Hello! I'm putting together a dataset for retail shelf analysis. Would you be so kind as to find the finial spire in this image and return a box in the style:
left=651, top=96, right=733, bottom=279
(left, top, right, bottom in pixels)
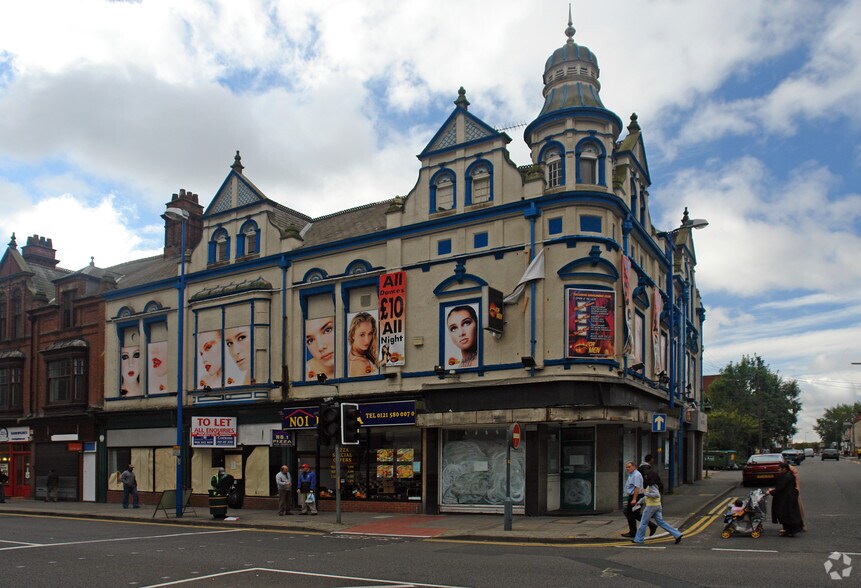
left=90, top=256, right=95, bottom=266
left=565, top=3, right=576, bottom=44
left=628, top=113, right=640, bottom=132
left=231, top=150, right=244, bottom=173
left=8, top=232, right=16, bottom=248
left=454, top=87, right=470, bottom=110
left=681, top=207, right=691, bottom=226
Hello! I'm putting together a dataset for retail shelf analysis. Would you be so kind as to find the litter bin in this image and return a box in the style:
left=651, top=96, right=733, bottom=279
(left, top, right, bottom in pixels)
left=208, top=489, right=227, bottom=519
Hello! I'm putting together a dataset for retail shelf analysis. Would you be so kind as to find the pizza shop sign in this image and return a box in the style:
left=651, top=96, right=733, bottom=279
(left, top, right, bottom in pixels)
left=190, top=416, right=237, bottom=448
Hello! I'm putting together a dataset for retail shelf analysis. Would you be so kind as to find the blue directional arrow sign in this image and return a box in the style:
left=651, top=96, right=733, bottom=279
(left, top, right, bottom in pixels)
left=652, top=413, right=667, bottom=433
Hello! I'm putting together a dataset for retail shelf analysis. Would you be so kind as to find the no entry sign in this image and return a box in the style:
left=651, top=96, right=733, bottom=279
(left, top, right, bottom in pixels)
left=509, top=422, right=521, bottom=450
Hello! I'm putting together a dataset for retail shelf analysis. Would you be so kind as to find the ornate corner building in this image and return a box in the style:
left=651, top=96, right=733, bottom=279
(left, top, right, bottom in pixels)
left=0, top=16, right=706, bottom=515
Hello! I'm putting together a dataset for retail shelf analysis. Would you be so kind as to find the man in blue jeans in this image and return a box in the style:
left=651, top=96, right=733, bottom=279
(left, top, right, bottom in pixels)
left=120, top=464, right=140, bottom=508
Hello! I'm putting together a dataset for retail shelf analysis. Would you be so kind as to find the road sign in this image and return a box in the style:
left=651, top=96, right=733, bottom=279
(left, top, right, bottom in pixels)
left=509, top=422, right=522, bottom=450
left=652, top=413, right=667, bottom=433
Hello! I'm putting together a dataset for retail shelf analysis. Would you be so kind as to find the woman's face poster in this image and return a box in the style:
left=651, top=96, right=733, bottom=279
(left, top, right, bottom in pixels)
left=443, top=302, right=480, bottom=369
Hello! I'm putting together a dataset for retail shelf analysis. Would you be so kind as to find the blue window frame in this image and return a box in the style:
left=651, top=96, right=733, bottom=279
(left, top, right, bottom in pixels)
left=548, top=217, right=563, bottom=235
left=208, top=227, right=231, bottom=264
left=465, top=159, right=493, bottom=205
left=473, top=232, right=488, bottom=249
left=430, top=168, right=456, bottom=212
left=580, top=215, right=602, bottom=233
left=236, top=219, right=260, bottom=257
left=437, top=239, right=452, bottom=256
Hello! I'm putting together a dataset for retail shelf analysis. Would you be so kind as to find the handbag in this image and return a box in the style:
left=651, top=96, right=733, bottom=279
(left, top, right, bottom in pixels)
left=305, top=491, right=315, bottom=504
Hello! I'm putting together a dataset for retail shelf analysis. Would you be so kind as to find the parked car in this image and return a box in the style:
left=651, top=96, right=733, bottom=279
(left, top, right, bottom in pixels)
left=742, top=453, right=786, bottom=486
left=803, top=448, right=815, bottom=458
left=781, top=449, right=803, bottom=465
left=821, top=448, right=840, bottom=461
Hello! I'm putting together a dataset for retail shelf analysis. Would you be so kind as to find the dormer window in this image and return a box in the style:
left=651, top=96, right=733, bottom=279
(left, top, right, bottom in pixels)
left=578, top=143, right=599, bottom=185
left=430, top=169, right=456, bottom=212
left=236, top=220, right=260, bottom=258
left=466, top=160, right=493, bottom=205
left=208, top=228, right=231, bottom=264
left=61, top=290, right=75, bottom=329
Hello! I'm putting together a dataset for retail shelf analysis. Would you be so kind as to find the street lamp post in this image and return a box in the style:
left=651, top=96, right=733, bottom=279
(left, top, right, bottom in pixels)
left=164, top=207, right=189, bottom=517
left=657, top=210, right=708, bottom=489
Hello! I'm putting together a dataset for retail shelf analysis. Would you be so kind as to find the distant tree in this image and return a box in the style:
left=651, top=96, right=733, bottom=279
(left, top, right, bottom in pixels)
left=705, top=355, right=802, bottom=455
left=814, top=403, right=861, bottom=447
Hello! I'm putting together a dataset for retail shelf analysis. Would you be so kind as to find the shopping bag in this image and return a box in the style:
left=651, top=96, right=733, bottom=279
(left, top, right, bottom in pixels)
left=305, top=492, right=315, bottom=504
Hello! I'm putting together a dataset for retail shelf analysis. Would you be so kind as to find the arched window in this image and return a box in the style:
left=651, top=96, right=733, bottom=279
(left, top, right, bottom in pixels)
left=208, top=228, right=231, bottom=264
left=430, top=168, right=456, bottom=212
left=577, top=143, right=600, bottom=185
left=144, top=301, right=162, bottom=313
left=539, top=142, right=566, bottom=189
left=466, top=160, right=493, bottom=205
left=236, top=219, right=260, bottom=257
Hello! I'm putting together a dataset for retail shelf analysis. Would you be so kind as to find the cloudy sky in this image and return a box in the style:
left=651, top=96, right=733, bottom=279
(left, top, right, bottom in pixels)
left=1, top=0, right=859, bottom=441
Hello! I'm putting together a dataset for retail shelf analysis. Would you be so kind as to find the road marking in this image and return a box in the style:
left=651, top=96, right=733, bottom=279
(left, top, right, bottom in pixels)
left=142, top=567, right=467, bottom=588
left=0, top=529, right=244, bottom=551
left=0, top=539, right=42, bottom=546
left=712, top=548, right=779, bottom=553
left=337, top=531, right=433, bottom=538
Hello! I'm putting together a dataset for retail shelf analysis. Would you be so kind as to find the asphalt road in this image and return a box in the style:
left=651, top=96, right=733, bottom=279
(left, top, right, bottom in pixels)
left=1, top=458, right=858, bottom=587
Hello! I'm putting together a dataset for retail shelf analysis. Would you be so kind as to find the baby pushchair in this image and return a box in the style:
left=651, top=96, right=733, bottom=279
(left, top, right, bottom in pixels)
left=721, top=488, right=768, bottom=539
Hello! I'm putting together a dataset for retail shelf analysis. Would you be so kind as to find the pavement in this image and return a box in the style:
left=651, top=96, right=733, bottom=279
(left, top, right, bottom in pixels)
left=0, top=469, right=741, bottom=544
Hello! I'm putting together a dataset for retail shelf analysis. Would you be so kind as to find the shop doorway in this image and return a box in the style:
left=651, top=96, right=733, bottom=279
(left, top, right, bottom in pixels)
left=5, top=444, right=32, bottom=498
left=560, top=428, right=594, bottom=511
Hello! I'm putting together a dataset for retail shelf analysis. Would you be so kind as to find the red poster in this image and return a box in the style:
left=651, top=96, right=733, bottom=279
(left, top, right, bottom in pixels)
left=566, top=289, right=615, bottom=358
left=378, top=271, right=406, bottom=366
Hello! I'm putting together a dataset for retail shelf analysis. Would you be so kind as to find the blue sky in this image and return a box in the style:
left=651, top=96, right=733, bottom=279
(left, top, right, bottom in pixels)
left=1, top=0, right=859, bottom=440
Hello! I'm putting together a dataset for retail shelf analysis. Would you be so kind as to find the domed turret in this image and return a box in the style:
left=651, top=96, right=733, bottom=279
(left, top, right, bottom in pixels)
left=540, top=9, right=604, bottom=114
left=525, top=8, right=622, bottom=152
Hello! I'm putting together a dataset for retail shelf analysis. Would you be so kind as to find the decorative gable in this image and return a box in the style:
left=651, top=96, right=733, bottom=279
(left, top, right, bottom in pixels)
left=419, top=88, right=509, bottom=158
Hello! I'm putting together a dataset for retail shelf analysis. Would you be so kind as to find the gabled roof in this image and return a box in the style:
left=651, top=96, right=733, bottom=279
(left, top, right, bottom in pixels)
left=0, top=243, right=71, bottom=301
left=616, top=114, right=651, bottom=185
left=419, top=89, right=510, bottom=158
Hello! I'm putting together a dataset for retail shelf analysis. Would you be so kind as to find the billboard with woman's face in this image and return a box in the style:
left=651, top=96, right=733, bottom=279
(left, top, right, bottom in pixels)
left=305, top=316, right=335, bottom=381
left=197, top=330, right=223, bottom=388
left=147, top=341, right=169, bottom=394
left=346, top=310, right=379, bottom=377
left=121, top=346, right=142, bottom=397
left=224, top=326, right=252, bottom=386
left=442, top=302, right=480, bottom=369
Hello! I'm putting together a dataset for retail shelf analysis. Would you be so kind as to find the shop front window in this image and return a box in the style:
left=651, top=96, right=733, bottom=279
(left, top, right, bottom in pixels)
left=316, top=427, right=422, bottom=502
left=441, top=427, right=525, bottom=507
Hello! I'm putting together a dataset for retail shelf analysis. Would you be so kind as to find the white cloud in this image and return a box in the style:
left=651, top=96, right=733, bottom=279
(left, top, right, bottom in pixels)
left=0, top=193, right=162, bottom=269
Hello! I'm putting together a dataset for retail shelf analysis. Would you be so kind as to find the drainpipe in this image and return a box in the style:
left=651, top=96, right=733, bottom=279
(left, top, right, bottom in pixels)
left=524, top=202, right=541, bottom=374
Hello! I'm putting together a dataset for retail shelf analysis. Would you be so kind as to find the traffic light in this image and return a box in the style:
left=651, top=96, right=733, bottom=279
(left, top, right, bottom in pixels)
left=341, top=402, right=362, bottom=445
left=317, top=402, right=339, bottom=445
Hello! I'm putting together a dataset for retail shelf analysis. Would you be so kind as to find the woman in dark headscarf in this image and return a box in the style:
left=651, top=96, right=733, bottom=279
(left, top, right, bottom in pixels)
left=768, top=462, right=803, bottom=537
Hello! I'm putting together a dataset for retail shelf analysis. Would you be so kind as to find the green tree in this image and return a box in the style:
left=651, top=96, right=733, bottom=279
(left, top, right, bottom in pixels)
left=706, top=355, right=802, bottom=456
left=814, top=403, right=861, bottom=447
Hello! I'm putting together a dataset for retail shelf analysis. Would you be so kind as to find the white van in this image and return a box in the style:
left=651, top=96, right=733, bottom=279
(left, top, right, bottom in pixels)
left=803, top=448, right=815, bottom=458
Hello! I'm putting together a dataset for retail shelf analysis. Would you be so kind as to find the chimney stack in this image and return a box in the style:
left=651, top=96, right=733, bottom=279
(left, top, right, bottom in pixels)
left=21, top=234, right=60, bottom=268
left=163, top=189, right=204, bottom=258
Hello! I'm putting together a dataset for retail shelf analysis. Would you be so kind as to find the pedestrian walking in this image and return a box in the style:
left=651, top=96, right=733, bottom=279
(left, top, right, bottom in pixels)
left=632, top=470, right=683, bottom=544
left=768, top=463, right=803, bottom=537
left=621, top=461, right=656, bottom=538
left=297, top=463, right=317, bottom=515
left=0, top=469, right=8, bottom=503
left=276, top=465, right=293, bottom=515
left=120, top=464, right=140, bottom=509
left=46, top=469, right=60, bottom=502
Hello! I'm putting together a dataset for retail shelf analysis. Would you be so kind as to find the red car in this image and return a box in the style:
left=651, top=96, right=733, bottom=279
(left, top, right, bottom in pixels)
left=742, top=453, right=786, bottom=486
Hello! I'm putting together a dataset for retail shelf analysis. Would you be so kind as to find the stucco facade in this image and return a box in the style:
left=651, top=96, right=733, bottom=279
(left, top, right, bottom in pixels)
left=6, top=17, right=709, bottom=514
